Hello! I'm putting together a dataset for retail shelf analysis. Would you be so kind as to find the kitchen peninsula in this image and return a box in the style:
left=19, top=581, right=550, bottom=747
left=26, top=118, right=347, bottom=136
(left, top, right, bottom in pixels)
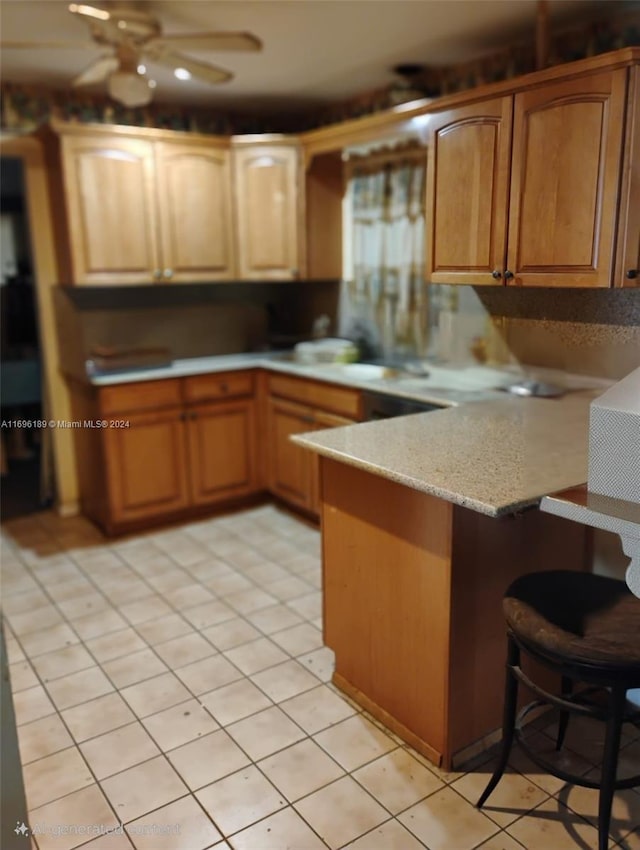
left=293, top=391, right=597, bottom=769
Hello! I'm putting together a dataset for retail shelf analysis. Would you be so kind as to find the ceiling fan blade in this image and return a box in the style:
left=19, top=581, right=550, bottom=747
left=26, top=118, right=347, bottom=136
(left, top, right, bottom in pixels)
left=143, top=48, right=233, bottom=84
left=72, top=54, right=119, bottom=87
left=148, top=32, right=262, bottom=52
left=0, top=40, right=97, bottom=49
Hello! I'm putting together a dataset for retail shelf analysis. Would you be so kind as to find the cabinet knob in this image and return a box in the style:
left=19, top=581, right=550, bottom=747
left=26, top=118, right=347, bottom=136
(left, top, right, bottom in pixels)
left=153, top=269, right=162, bottom=280
left=163, top=268, right=173, bottom=279
left=179, top=412, right=187, bottom=421
left=220, top=383, right=228, bottom=393
left=491, top=270, right=502, bottom=279
left=626, top=269, right=639, bottom=280
left=190, top=412, right=197, bottom=421
left=504, top=270, right=514, bottom=280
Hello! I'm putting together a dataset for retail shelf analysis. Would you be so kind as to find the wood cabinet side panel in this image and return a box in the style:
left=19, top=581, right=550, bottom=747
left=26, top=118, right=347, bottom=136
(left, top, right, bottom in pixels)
left=615, top=66, right=640, bottom=287
left=322, top=459, right=453, bottom=756
left=306, top=153, right=343, bottom=279
left=448, top=506, right=590, bottom=757
left=68, top=381, right=109, bottom=528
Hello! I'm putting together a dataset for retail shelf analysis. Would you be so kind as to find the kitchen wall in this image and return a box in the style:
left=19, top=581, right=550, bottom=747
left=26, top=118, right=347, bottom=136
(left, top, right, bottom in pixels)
left=340, top=280, right=640, bottom=381
left=54, top=280, right=340, bottom=378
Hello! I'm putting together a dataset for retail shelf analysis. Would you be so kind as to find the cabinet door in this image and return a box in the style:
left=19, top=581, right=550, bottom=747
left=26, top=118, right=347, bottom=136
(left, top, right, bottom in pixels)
left=233, top=144, right=302, bottom=280
left=308, top=410, right=357, bottom=517
left=425, top=97, right=513, bottom=285
left=267, top=397, right=314, bottom=510
left=186, top=399, right=258, bottom=506
left=60, top=135, right=160, bottom=284
left=155, top=142, right=235, bottom=282
left=103, top=409, right=190, bottom=524
left=507, top=69, right=627, bottom=287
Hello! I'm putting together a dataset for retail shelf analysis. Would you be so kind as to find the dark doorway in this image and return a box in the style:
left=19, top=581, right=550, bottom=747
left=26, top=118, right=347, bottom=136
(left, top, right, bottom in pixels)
left=1, top=157, right=45, bottom=519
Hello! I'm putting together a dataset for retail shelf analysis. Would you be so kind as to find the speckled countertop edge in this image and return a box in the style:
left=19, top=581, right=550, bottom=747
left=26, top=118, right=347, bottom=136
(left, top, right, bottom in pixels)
left=293, top=394, right=597, bottom=517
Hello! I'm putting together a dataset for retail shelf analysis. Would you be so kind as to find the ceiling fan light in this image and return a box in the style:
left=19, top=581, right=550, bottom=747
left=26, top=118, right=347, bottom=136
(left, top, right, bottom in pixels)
left=108, top=71, right=152, bottom=107
left=68, top=3, right=110, bottom=21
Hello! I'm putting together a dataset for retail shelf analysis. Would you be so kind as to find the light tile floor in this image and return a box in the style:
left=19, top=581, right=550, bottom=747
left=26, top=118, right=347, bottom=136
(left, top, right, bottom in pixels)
left=2, top=505, right=638, bottom=850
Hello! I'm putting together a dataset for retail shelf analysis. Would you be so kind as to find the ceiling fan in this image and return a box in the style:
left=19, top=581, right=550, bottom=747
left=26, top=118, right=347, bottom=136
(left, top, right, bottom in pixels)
left=3, top=2, right=262, bottom=107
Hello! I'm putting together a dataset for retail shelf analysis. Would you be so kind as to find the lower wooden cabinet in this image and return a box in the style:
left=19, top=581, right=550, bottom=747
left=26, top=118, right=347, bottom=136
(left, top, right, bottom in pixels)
left=186, top=399, right=257, bottom=506
left=266, top=374, right=361, bottom=517
left=102, top=408, right=191, bottom=524
left=70, top=371, right=260, bottom=534
left=70, top=368, right=361, bottom=533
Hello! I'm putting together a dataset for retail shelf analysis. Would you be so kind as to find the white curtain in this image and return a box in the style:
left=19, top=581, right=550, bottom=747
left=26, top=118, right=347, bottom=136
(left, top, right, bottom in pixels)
left=346, top=152, right=426, bottom=358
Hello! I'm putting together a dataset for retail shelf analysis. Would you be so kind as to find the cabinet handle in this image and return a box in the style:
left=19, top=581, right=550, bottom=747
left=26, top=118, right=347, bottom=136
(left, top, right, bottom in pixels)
left=153, top=269, right=162, bottom=280
left=163, top=268, right=173, bottom=279
left=303, top=415, right=314, bottom=424
left=491, top=270, right=502, bottom=280
left=504, top=270, right=514, bottom=280
left=626, top=269, right=638, bottom=280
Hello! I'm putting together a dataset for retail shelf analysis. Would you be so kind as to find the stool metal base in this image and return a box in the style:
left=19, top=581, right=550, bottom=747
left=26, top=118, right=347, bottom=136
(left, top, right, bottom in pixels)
left=477, top=632, right=640, bottom=850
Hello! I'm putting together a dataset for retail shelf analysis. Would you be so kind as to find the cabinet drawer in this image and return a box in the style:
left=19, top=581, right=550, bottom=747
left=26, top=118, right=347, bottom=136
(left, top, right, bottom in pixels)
left=99, top=379, right=182, bottom=415
left=183, top=371, right=255, bottom=403
left=268, top=374, right=361, bottom=419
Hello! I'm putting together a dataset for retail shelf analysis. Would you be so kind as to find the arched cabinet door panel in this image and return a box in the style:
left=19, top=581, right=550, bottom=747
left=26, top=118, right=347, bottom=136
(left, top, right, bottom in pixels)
left=61, top=135, right=160, bottom=285
left=507, top=69, right=627, bottom=288
left=233, top=142, right=303, bottom=280
left=426, top=97, right=513, bottom=286
left=155, top=143, right=235, bottom=281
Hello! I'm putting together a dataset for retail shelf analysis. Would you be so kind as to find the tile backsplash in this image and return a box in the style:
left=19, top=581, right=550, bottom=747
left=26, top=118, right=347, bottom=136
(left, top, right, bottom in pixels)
left=478, top=287, right=640, bottom=380
left=340, top=280, right=640, bottom=381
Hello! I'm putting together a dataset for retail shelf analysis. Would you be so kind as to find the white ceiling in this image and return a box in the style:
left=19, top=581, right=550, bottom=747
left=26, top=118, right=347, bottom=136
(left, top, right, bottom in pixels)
left=0, top=0, right=620, bottom=113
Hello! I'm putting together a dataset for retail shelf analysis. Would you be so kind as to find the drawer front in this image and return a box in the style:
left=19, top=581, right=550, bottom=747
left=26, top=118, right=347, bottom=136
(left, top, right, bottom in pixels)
left=183, top=371, right=255, bottom=403
left=268, top=374, right=361, bottom=419
left=99, top=379, right=182, bottom=415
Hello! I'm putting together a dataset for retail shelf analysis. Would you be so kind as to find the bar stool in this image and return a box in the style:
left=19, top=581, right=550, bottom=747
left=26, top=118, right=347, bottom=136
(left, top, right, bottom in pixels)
left=477, top=570, right=640, bottom=850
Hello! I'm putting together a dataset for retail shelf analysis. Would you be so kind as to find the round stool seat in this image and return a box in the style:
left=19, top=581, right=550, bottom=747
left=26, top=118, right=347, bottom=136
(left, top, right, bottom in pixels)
left=504, top=570, right=640, bottom=669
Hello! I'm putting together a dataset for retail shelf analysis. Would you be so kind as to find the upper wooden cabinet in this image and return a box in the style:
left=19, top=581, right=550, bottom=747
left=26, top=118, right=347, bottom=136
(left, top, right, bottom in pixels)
left=426, top=97, right=513, bottom=286
left=155, top=142, right=235, bottom=282
left=232, top=140, right=304, bottom=280
left=56, top=128, right=234, bottom=285
left=59, top=134, right=160, bottom=285
left=425, top=64, right=636, bottom=288
left=507, top=69, right=627, bottom=288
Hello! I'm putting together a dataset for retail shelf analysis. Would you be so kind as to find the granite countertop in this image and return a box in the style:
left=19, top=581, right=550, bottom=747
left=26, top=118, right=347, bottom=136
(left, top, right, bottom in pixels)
left=87, top=352, right=609, bottom=410
left=87, top=352, right=508, bottom=407
left=293, top=391, right=600, bottom=517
